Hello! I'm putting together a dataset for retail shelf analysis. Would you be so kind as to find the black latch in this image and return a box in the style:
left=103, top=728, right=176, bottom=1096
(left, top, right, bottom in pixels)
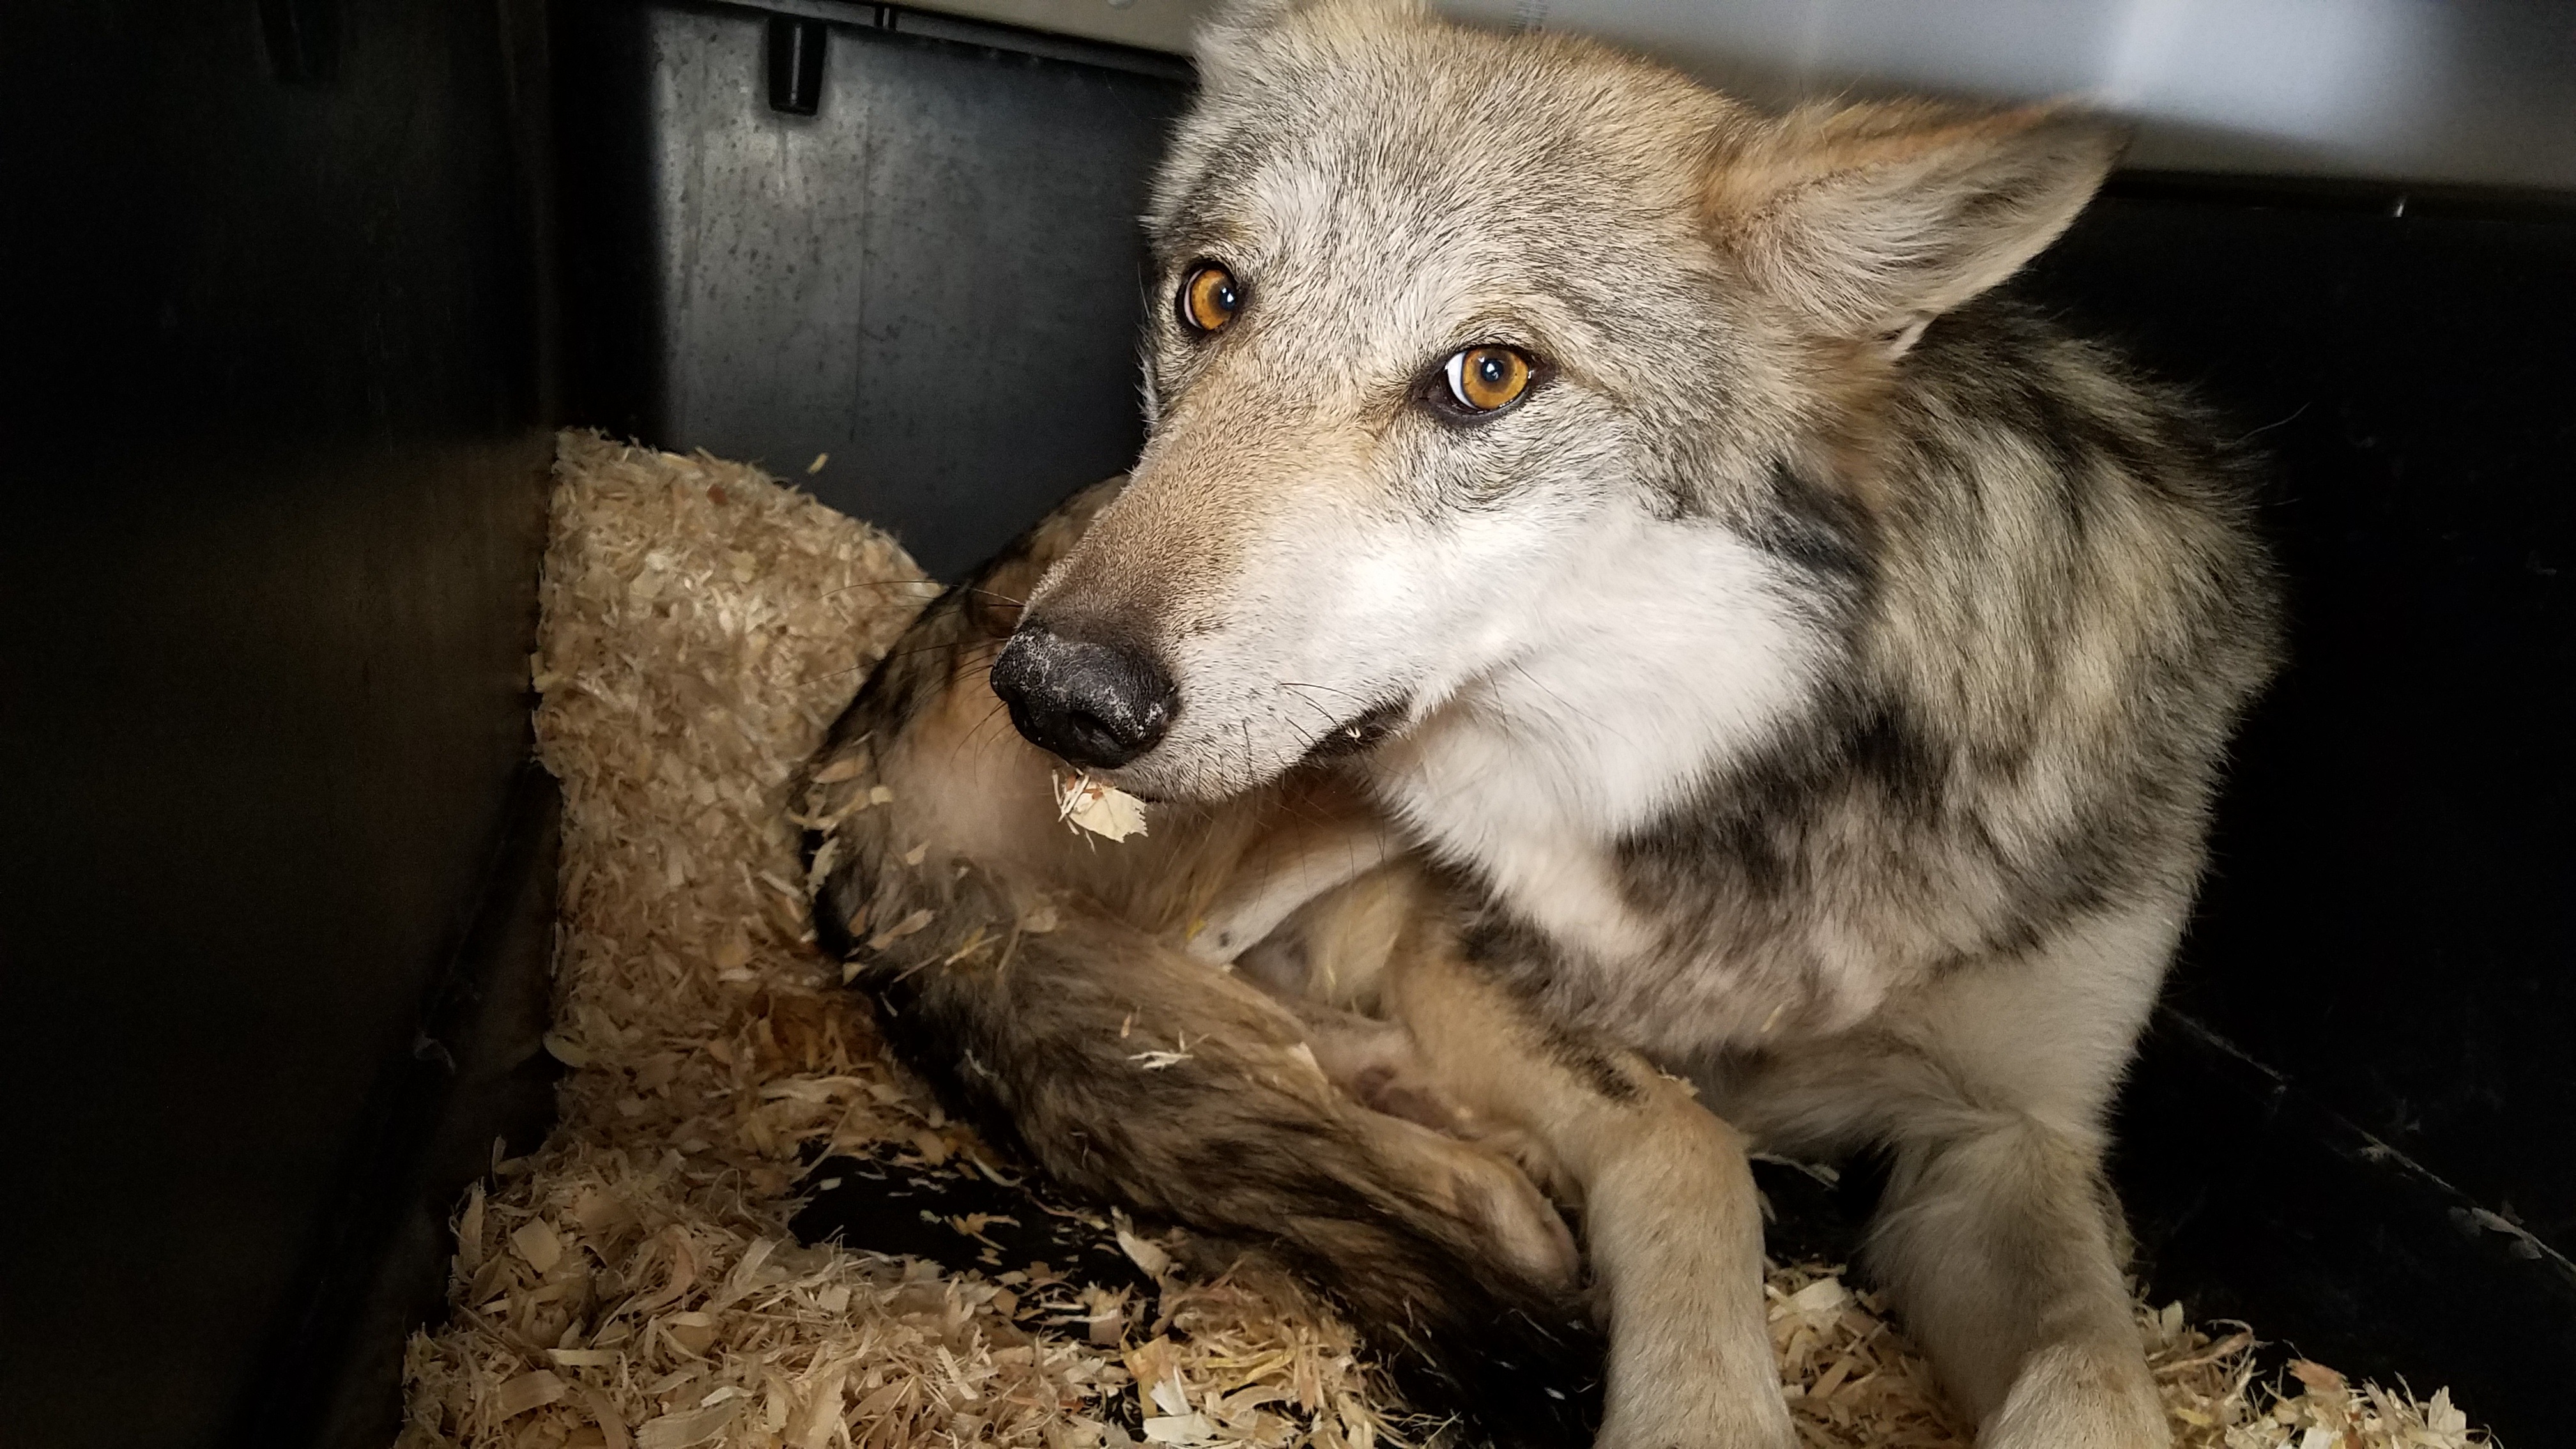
left=767, top=16, right=828, bottom=116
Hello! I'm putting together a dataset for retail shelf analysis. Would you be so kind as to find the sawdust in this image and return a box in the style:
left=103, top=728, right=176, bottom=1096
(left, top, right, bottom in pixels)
left=396, top=431, right=2494, bottom=1449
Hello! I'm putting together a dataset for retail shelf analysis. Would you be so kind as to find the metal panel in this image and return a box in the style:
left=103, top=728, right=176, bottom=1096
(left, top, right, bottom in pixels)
left=884, top=0, right=1208, bottom=53
left=563, top=2, right=1188, bottom=578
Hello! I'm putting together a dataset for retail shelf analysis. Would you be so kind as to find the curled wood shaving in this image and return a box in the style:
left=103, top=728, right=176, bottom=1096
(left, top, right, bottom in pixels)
left=397, top=433, right=2490, bottom=1449
left=1057, top=771, right=1151, bottom=843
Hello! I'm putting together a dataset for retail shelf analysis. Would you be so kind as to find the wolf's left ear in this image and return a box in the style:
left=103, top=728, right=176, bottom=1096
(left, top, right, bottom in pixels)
left=1705, top=102, right=2124, bottom=356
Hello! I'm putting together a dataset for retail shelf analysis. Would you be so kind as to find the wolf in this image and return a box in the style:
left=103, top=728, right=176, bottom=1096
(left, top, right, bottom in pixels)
left=799, top=2, right=2281, bottom=1446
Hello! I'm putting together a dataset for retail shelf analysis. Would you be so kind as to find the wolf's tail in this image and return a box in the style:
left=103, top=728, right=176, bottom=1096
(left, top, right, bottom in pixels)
left=813, top=844, right=1602, bottom=1446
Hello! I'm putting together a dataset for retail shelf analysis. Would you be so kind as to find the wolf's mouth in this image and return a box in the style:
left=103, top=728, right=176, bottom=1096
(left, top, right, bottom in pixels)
left=1294, top=698, right=1409, bottom=764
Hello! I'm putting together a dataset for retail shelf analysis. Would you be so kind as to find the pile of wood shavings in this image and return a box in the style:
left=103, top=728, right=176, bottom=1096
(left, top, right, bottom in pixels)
left=399, top=433, right=1398, bottom=1449
left=396, top=431, right=2492, bottom=1449
left=1757, top=1264, right=2482, bottom=1449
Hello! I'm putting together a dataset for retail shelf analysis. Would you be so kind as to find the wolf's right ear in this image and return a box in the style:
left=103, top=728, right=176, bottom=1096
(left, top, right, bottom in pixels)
left=1705, top=101, right=2122, bottom=356
left=1195, top=0, right=1422, bottom=90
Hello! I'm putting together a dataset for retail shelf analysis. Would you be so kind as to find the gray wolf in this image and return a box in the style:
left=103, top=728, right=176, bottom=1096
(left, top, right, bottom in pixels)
left=801, top=2, right=2281, bottom=1445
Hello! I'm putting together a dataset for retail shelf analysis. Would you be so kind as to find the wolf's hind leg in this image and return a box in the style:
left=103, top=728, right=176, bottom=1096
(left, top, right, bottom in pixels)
left=1386, top=946, right=1793, bottom=1449
left=828, top=851, right=1601, bottom=1446
left=1183, top=795, right=1395, bottom=967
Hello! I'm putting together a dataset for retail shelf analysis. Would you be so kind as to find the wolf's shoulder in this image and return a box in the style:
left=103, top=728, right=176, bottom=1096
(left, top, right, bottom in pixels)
left=1895, top=295, right=2262, bottom=495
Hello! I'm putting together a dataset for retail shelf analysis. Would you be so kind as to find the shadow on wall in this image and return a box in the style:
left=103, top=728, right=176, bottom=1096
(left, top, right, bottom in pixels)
left=0, top=3, right=561, bottom=1448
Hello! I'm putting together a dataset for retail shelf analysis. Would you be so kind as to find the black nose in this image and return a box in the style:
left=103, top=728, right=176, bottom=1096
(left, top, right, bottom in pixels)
left=988, top=623, right=1178, bottom=769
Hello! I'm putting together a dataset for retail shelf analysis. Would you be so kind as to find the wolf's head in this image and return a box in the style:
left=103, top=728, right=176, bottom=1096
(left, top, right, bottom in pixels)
left=990, top=0, right=2120, bottom=802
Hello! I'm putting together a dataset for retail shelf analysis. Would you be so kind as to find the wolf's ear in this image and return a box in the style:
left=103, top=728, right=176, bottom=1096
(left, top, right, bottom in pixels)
left=1195, top=0, right=1421, bottom=89
left=1705, top=102, right=2122, bottom=356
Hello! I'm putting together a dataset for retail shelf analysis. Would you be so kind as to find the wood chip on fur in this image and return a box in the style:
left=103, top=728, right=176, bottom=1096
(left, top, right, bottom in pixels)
left=395, top=431, right=2494, bottom=1449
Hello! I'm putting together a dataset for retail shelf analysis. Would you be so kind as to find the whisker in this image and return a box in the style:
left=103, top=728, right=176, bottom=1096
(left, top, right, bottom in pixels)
left=1272, top=792, right=1336, bottom=831
left=871, top=636, right=1004, bottom=668
left=823, top=578, right=1030, bottom=610
left=796, top=636, right=1002, bottom=690
left=1275, top=684, right=1344, bottom=730
left=2232, top=401, right=2312, bottom=446
left=1508, top=660, right=1610, bottom=735
left=1278, top=678, right=1374, bottom=707
left=949, top=690, right=1029, bottom=772
left=824, top=577, right=948, bottom=599
left=953, top=697, right=1021, bottom=770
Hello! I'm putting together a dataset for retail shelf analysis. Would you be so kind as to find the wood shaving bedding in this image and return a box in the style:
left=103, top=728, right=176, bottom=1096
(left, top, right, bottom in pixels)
left=396, top=431, right=2493, bottom=1449
left=1057, top=771, right=1151, bottom=843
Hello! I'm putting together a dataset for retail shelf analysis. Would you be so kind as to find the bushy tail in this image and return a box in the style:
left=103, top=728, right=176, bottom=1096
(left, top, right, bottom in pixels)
left=816, top=847, right=1602, bottom=1446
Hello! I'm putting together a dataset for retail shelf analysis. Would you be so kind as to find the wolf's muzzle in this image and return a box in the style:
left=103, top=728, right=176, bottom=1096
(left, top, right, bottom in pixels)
left=990, top=622, right=1178, bottom=770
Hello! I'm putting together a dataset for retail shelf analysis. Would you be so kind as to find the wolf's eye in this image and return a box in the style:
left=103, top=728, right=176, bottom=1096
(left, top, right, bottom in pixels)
left=1179, top=263, right=1241, bottom=334
left=1441, top=346, right=1533, bottom=413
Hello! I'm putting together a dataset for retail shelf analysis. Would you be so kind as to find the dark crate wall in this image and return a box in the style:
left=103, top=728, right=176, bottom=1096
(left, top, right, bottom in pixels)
left=2031, top=196, right=2576, bottom=1248
left=556, top=0, right=1190, bottom=579
left=0, top=3, right=562, bottom=1448
left=2029, top=192, right=2576, bottom=1432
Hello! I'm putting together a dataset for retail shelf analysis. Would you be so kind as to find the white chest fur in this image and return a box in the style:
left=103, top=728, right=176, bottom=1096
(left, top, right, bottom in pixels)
left=1368, top=522, right=1827, bottom=965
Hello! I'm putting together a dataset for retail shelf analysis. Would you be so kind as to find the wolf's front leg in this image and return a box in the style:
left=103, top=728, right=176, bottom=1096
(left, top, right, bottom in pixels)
left=1864, top=1114, right=2166, bottom=1448
left=1579, top=1108, right=1788, bottom=1449
left=1844, top=907, right=2179, bottom=1449
left=1386, top=945, right=1793, bottom=1449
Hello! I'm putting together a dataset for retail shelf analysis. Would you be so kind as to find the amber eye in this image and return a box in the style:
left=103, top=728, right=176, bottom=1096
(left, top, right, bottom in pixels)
left=1441, top=346, right=1534, bottom=413
left=1179, top=263, right=1241, bottom=334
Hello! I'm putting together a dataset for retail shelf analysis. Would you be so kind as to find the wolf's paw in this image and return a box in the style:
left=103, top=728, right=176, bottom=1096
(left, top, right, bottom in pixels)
left=1595, top=1381, right=1793, bottom=1449
left=1182, top=918, right=1248, bottom=967
left=1979, top=1342, right=2170, bottom=1449
left=1592, top=1408, right=1795, bottom=1449
left=1362, top=1112, right=1581, bottom=1289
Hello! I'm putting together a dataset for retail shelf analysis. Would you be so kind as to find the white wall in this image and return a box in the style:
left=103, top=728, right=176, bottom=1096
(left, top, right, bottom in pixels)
left=909, top=0, right=2576, bottom=192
